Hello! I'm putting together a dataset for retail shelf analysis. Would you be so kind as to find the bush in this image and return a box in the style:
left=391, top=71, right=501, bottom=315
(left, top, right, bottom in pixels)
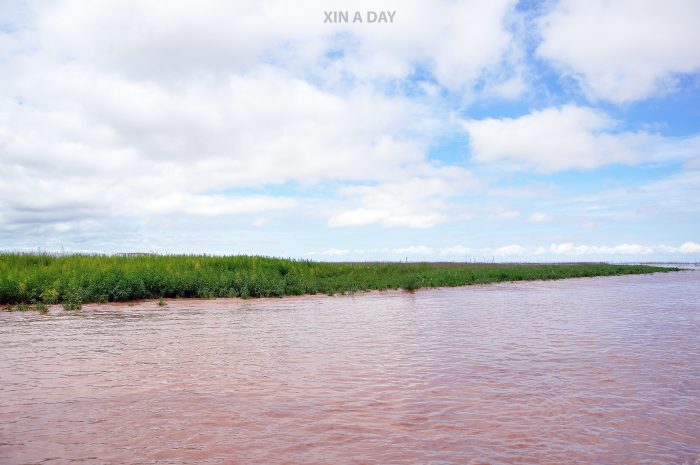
left=0, top=253, right=676, bottom=306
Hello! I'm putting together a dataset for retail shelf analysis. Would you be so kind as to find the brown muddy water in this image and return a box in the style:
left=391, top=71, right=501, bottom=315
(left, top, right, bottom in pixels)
left=1, top=271, right=700, bottom=465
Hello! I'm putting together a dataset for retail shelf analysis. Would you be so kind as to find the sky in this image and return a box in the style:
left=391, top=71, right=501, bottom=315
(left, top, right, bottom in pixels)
left=1, top=0, right=699, bottom=261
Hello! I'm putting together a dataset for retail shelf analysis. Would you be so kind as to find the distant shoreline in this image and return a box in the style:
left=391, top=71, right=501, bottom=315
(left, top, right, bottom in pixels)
left=1, top=253, right=678, bottom=311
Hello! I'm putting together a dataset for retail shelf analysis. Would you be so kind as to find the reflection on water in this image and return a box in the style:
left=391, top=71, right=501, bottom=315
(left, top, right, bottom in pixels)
left=1, top=271, right=699, bottom=464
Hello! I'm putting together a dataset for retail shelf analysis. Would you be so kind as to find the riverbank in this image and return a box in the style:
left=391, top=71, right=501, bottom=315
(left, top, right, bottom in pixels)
left=0, top=253, right=677, bottom=310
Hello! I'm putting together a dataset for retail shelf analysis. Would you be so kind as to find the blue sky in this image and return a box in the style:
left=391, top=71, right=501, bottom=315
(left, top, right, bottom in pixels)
left=1, top=0, right=699, bottom=261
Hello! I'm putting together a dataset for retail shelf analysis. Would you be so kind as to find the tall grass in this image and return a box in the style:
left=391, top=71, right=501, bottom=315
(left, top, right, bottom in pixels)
left=0, top=253, right=677, bottom=306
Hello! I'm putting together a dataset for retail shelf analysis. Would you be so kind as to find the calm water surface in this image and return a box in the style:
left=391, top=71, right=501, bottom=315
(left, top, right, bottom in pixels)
left=1, top=271, right=699, bottom=465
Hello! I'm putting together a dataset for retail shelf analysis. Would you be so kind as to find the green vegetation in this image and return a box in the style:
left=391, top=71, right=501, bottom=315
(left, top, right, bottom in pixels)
left=34, top=301, right=49, bottom=313
left=0, top=253, right=677, bottom=309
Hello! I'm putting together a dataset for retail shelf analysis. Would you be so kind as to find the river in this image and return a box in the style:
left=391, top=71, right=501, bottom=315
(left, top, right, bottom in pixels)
left=1, top=270, right=699, bottom=464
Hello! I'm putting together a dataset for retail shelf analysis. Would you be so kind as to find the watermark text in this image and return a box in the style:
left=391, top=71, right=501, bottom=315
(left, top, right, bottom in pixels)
left=323, top=10, right=396, bottom=24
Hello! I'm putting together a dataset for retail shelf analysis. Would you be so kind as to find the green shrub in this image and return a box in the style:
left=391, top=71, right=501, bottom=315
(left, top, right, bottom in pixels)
left=35, top=302, right=49, bottom=313
left=0, top=253, right=677, bottom=306
left=41, top=288, right=59, bottom=304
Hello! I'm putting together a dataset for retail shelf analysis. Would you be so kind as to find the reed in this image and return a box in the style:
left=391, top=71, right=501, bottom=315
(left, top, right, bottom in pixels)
left=0, top=253, right=677, bottom=308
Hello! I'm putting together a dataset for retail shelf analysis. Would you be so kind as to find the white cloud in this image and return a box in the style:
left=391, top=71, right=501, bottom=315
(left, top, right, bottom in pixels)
left=439, top=245, right=475, bottom=256
left=494, top=244, right=528, bottom=256
left=140, top=194, right=296, bottom=216
left=329, top=208, right=448, bottom=229
left=3, top=66, right=430, bottom=184
left=488, top=185, right=555, bottom=198
left=480, top=203, right=523, bottom=221
left=22, top=0, right=520, bottom=90
left=482, top=75, right=527, bottom=100
left=537, top=0, right=700, bottom=102
left=304, top=242, right=700, bottom=260
left=527, top=212, right=555, bottom=224
left=462, top=105, right=700, bottom=172
left=679, top=242, right=700, bottom=253
left=488, top=210, right=520, bottom=221
left=329, top=209, right=443, bottom=229
left=546, top=242, right=700, bottom=256
left=462, top=105, right=635, bottom=171
left=1, top=1, right=698, bottom=255
left=318, top=0, right=522, bottom=93
left=0, top=65, right=437, bottom=230
left=307, top=248, right=351, bottom=256
left=548, top=243, right=653, bottom=256
left=328, top=166, right=478, bottom=228
left=1, top=0, right=522, bottom=239
left=560, top=169, right=700, bottom=219
left=392, top=245, right=434, bottom=255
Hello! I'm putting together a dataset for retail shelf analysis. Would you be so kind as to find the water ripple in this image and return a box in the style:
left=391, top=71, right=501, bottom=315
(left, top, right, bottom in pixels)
left=1, top=271, right=700, bottom=464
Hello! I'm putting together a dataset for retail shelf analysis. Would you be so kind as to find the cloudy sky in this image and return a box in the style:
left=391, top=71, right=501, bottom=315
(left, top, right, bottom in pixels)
left=1, top=0, right=699, bottom=261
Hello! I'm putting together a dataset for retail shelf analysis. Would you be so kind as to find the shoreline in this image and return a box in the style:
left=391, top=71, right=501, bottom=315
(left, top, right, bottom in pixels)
left=3, top=267, right=687, bottom=314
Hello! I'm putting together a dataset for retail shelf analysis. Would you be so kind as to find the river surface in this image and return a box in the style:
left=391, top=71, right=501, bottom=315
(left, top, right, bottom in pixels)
left=1, top=270, right=699, bottom=465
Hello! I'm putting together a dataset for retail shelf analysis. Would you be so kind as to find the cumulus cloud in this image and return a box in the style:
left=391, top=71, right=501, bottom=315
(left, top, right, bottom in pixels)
left=537, top=0, right=700, bottom=102
left=20, top=0, right=521, bottom=90
left=328, top=166, right=479, bottom=228
left=462, top=105, right=700, bottom=172
left=0, top=64, right=436, bottom=230
left=0, top=0, right=525, bottom=241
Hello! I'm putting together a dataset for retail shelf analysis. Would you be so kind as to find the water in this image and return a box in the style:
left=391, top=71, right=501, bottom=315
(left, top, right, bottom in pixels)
left=1, top=271, right=699, bottom=465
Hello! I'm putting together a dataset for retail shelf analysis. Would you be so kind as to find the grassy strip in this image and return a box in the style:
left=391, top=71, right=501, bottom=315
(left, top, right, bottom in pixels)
left=0, top=253, right=677, bottom=310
